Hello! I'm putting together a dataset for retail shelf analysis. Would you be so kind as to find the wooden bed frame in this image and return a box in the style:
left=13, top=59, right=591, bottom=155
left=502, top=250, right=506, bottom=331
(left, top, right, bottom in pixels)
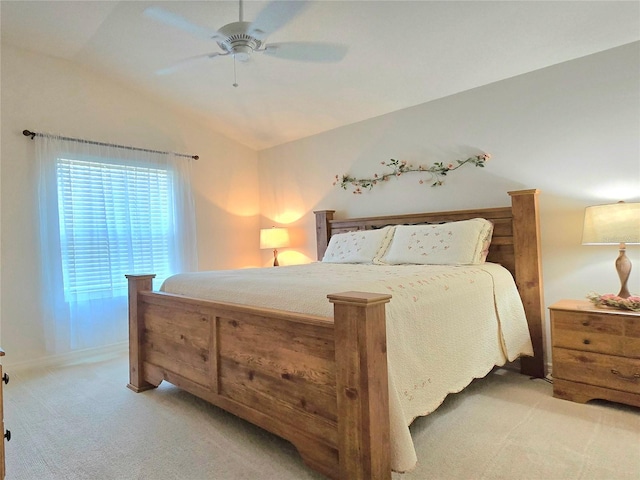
left=126, top=189, right=545, bottom=480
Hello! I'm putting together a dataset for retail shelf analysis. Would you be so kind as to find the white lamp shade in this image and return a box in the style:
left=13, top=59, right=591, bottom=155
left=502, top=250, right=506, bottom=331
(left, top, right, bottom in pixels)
left=260, top=227, right=290, bottom=249
left=582, top=202, right=640, bottom=245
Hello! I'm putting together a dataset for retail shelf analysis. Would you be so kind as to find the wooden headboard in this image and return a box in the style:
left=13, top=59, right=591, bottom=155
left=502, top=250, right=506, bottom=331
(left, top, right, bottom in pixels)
left=314, top=189, right=545, bottom=378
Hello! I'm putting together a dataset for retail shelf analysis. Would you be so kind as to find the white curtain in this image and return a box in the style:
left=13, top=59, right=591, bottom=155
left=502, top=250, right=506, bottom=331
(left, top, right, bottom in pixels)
left=36, top=135, right=198, bottom=354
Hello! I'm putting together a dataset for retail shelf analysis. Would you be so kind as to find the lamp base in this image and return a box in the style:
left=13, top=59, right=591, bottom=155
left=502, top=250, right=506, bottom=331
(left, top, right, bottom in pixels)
left=615, top=244, right=631, bottom=299
left=273, top=249, right=279, bottom=267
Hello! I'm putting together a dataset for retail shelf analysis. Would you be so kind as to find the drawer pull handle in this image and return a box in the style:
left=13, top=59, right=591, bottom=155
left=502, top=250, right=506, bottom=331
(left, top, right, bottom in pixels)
left=610, top=369, right=640, bottom=382
left=2, top=373, right=8, bottom=385
left=582, top=339, right=591, bottom=345
left=4, top=430, right=10, bottom=442
left=582, top=321, right=591, bottom=327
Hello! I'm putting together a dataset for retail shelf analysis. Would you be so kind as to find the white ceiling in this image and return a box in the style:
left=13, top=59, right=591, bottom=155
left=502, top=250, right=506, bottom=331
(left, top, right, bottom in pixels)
left=2, top=1, right=639, bottom=150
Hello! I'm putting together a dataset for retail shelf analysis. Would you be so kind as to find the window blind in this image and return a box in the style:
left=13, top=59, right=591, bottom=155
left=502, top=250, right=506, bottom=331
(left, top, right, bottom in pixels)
left=56, top=157, right=175, bottom=299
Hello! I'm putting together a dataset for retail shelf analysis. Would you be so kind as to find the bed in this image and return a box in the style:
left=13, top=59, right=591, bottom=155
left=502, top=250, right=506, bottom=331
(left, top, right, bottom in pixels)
left=126, top=189, right=545, bottom=479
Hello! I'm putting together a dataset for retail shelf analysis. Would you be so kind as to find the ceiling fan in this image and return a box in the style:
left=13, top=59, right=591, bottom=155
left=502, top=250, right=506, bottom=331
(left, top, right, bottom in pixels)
left=145, top=0, right=348, bottom=85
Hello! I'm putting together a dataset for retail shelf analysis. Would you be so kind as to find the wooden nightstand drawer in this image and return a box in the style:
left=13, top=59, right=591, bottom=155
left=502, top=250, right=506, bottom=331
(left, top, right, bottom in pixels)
left=552, top=310, right=624, bottom=335
left=552, top=327, right=624, bottom=356
left=553, top=348, right=640, bottom=394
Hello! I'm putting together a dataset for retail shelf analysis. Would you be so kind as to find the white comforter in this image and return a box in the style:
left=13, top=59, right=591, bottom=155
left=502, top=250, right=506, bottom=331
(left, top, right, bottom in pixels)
left=161, top=262, right=533, bottom=473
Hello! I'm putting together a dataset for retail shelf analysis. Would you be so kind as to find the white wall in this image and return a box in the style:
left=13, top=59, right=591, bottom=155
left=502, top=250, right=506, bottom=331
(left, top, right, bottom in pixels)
left=258, top=42, right=640, bottom=366
left=0, top=45, right=260, bottom=367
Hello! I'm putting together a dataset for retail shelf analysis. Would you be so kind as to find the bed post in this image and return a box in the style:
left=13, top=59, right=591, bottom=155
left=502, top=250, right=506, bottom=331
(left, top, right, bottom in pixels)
left=315, top=210, right=335, bottom=261
left=508, top=190, right=546, bottom=378
left=328, top=291, right=392, bottom=480
left=125, top=274, right=157, bottom=393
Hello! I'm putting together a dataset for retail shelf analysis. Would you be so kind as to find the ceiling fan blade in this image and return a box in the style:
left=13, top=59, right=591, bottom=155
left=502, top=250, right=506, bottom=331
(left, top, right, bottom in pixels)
left=262, top=42, right=348, bottom=63
left=144, top=7, right=222, bottom=40
left=248, top=1, right=310, bottom=39
left=156, top=52, right=225, bottom=75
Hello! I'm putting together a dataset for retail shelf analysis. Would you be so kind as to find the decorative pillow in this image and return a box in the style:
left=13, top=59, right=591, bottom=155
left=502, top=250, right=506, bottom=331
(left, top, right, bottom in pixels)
left=322, top=226, right=395, bottom=264
left=378, top=218, right=494, bottom=265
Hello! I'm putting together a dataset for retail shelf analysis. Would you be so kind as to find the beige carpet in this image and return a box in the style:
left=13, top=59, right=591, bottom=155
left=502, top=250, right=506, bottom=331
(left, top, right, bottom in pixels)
left=4, top=354, right=639, bottom=479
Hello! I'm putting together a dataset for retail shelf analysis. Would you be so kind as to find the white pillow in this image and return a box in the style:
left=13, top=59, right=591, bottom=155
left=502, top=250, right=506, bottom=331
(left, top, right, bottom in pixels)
left=322, top=226, right=395, bottom=264
left=378, top=218, right=494, bottom=265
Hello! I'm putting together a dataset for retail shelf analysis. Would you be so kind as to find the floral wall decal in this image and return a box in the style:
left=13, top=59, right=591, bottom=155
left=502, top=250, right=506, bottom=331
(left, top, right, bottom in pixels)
left=334, top=153, right=491, bottom=194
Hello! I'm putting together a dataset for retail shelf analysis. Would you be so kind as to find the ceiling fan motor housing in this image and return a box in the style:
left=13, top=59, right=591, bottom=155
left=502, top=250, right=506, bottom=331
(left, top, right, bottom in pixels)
left=217, top=22, right=263, bottom=61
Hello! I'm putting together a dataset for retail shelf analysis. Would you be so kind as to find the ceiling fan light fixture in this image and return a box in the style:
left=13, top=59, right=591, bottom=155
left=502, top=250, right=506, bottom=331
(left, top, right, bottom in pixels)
left=231, top=44, right=253, bottom=62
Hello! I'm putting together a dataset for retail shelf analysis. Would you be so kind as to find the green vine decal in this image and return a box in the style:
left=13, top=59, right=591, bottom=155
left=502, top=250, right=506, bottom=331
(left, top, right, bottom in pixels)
left=334, top=153, right=491, bottom=194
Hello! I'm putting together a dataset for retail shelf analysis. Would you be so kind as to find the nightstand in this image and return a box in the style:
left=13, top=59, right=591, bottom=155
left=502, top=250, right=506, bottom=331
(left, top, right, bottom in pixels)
left=549, top=300, right=640, bottom=407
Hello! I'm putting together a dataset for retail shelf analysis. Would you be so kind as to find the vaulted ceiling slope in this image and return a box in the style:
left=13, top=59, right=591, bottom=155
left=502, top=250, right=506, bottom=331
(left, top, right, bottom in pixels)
left=2, top=1, right=639, bottom=150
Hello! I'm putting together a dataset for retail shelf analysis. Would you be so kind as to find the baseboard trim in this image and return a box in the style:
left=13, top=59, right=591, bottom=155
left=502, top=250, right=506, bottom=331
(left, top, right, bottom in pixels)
left=3, top=342, right=128, bottom=372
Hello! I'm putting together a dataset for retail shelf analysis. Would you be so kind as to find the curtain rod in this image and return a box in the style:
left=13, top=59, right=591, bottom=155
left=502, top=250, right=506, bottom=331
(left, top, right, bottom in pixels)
left=22, top=130, right=199, bottom=160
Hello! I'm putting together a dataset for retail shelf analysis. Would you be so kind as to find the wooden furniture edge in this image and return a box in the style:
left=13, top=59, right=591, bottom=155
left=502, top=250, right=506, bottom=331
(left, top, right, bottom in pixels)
left=0, top=347, right=5, bottom=479
left=550, top=299, right=640, bottom=316
left=126, top=274, right=157, bottom=393
left=508, top=189, right=546, bottom=378
left=329, top=292, right=392, bottom=479
left=315, top=209, right=335, bottom=262
left=553, top=378, right=640, bottom=407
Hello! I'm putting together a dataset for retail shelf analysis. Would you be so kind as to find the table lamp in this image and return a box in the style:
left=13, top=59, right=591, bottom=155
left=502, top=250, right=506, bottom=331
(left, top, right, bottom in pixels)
left=582, top=201, right=640, bottom=298
left=260, top=227, right=290, bottom=266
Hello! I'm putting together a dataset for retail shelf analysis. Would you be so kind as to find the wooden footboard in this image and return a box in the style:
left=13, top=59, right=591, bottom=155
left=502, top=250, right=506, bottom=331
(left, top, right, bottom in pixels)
left=126, top=275, right=391, bottom=480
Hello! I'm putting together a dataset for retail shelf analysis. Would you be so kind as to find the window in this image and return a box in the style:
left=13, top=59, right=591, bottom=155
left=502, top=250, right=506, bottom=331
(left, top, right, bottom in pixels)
left=56, top=158, right=175, bottom=300
left=36, top=135, right=197, bottom=353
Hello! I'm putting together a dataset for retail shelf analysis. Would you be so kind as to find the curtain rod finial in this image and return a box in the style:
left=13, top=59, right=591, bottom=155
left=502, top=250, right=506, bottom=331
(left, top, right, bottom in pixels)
left=23, top=130, right=36, bottom=139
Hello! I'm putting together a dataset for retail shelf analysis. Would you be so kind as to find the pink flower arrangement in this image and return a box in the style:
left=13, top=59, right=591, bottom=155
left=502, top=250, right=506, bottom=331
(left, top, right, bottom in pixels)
left=335, top=153, right=490, bottom=193
left=587, top=292, right=640, bottom=312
